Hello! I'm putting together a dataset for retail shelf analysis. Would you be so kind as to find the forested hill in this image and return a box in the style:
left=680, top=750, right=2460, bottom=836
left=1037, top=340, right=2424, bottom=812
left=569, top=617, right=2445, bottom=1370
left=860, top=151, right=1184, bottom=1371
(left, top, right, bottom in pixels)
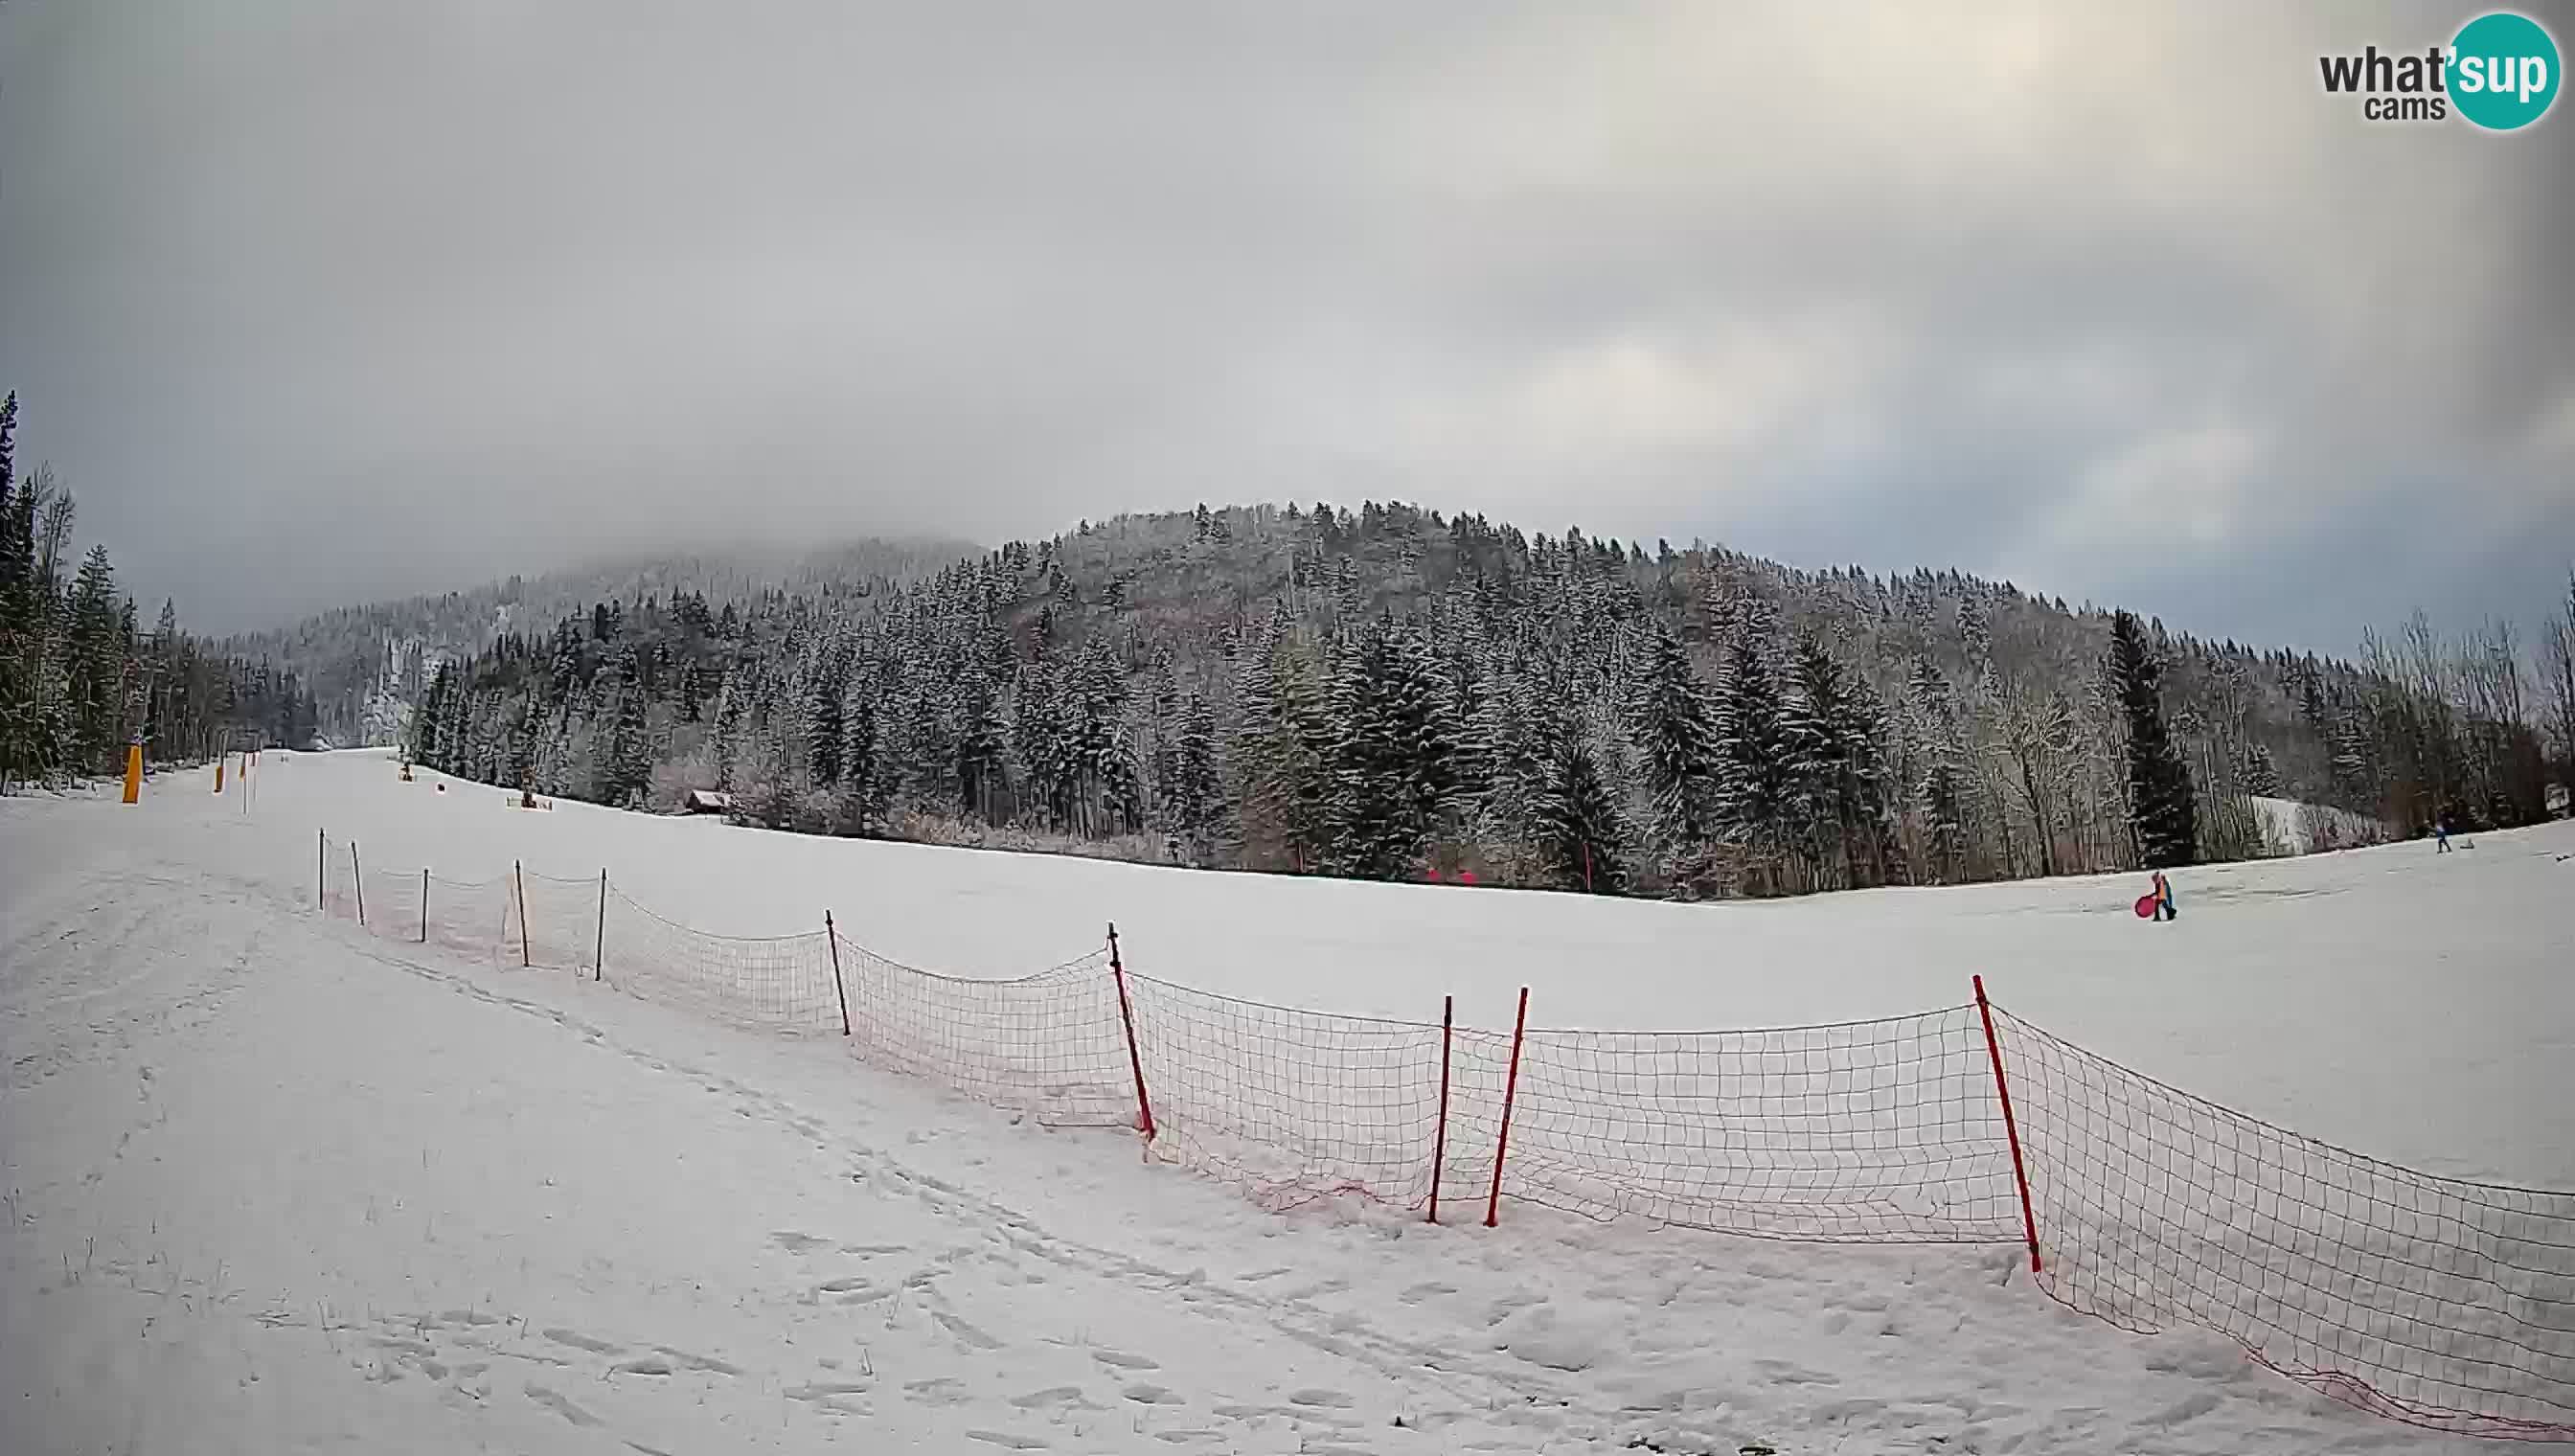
left=221, top=536, right=978, bottom=746
left=402, top=500, right=2571, bottom=900
left=0, top=393, right=320, bottom=789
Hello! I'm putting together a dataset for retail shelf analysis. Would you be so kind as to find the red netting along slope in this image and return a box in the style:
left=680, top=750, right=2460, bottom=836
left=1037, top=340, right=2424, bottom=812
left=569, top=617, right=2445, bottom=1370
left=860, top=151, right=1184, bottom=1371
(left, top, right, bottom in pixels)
left=834, top=938, right=1132, bottom=1129
left=1123, top=975, right=1447, bottom=1210
left=602, top=888, right=840, bottom=1033
left=1448, top=1007, right=2025, bottom=1243
left=1993, top=1008, right=2575, bottom=1442
left=302, top=830, right=2574, bottom=1442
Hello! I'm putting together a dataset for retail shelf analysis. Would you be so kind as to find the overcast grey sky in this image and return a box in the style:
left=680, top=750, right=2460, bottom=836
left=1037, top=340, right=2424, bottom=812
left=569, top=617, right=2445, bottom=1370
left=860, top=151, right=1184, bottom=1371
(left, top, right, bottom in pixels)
left=1, top=2, right=2568, bottom=647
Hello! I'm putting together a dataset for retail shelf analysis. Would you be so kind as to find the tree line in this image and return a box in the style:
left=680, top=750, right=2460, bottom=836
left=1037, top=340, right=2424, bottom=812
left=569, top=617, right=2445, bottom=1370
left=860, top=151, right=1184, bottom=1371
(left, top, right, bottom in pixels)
left=0, top=393, right=319, bottom=793
left=401, top=500, right=2573, bottom=899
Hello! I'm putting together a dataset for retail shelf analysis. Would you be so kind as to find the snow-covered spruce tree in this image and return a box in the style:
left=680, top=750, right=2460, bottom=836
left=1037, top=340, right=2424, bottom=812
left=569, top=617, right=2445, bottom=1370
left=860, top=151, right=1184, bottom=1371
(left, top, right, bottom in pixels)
left=1627, top=622, right=1720, bottom=891
left=1167, top=691, right=1224, bottom=855
left=835, top=659, right=890, bottom=835
left=953, top=660, right=1009, bottom=827
left=1908, top=660, right=1971, bottom=883
left=2108, top=610, right=2198, bottom=867
left=595, top=646, right=653, bottom=808
left=1780, top=633, right=1861, bottom=890
left=1832, top=663, right=1899, bottom=887
left=409, top=661, right=450, bottom=768
left=1711, top=601, right=1795, bottom=894
left=1325, top=614, right=1458, bottom=879
left=1524, top=713, right=1627, bottom=894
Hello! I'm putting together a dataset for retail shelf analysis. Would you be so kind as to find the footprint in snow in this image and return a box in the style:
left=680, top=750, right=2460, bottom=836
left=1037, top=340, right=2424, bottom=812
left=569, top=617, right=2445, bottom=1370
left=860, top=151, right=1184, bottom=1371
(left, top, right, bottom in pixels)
left=902, top=1376, right=970, bottom=1406
left=650, top=1346, right=741, bottom=1376
left=610, top=1357, right=672, bottom=1376
left=772, top=1231, right=833, bottom=1254
left=542, top=1328, right=622, bottom=1354
left=1288, top=1388, right=1356, bottom=1408
left=1092, top=1350, right=1161, bottom=1370
left=1124, top=1383, right=1184, bottom=1404
left=933, top=1311, right=1003, bottom=1350
left=1010, top=1386, right=1087, bottom=1409
left=966, top=1431, right=1050, bottom=1449
left=523, top=1383, right=602, bottom=1426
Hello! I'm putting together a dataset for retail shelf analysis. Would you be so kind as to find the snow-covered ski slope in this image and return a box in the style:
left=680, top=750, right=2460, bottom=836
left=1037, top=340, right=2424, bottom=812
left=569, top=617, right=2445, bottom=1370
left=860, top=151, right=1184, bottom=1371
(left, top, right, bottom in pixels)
left=3, top=750, right=2569, bottom=1453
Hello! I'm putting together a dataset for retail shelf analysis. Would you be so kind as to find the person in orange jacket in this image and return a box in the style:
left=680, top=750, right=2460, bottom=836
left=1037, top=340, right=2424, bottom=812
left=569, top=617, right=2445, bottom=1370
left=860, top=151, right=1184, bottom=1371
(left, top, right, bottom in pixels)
left=2151, top=869, right=2176, bottom=921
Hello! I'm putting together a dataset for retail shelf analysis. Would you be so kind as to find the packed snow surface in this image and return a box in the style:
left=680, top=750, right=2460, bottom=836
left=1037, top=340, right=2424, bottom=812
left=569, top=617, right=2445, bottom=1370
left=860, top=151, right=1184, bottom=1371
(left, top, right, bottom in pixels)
left=4, top=747, right=2568, bottom=1454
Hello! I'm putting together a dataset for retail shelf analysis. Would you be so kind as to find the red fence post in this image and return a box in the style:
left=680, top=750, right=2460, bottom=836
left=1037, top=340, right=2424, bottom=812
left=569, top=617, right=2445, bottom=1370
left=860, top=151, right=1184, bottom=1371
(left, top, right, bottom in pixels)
left=1428, top=993, right=1453, bottom=1224
left=1974, top=974, right=2043, bottom=1274
left=825, top=911, right=852, bottom=1036
left=421, top=868, right=430, bottom=944
left=1485, top=986, right=1529, bottom=1229
left=352, top=842, right=366, bottom=926
left=1107, top=923, right=1156, bottom=1140
left=594, top=869, right=607, bottom=981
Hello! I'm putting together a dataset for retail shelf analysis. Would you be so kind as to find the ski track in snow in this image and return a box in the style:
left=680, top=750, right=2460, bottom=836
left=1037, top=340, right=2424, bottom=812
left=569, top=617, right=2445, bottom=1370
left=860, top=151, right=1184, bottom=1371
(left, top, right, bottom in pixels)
left=3, top=752, right=2565, bottom=1453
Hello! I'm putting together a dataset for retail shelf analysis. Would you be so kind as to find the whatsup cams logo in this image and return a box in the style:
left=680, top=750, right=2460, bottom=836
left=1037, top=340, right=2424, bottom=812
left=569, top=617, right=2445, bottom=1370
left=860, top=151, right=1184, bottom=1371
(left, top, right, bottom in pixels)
left=2317, top=11, right=2560, bottom=129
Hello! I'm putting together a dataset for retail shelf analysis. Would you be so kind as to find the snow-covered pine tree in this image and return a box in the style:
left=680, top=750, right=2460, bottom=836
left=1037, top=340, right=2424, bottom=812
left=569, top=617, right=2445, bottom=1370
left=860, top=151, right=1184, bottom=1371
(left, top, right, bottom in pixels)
left=410, top=661, right=451, bottom=768
left=1525, top=714, right=1627, bottom=894
left=600, top=646, right=653, bottom=808
left=1169, top=691, right=1223, bottom=855
left=2108, top=610, right=2198, bottom=867
left=1628, top=622, right=1720, bottom=889
left=1908, top=660, right=1970, bottom=882
left=953, top=661, right=1008, bottom=825
left=836, top=661, right=889, bottom=835
left=1711, top=600, right=1794, bottom=893
left=1326, top=614, right=1457, bottom=878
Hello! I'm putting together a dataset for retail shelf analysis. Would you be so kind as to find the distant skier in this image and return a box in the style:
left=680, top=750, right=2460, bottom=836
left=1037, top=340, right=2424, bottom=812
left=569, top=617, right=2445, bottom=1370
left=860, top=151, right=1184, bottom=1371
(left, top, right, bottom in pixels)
left=2434, top=820, right=2453, bottom=853
left=2152, top=869, right=2176, bottom=921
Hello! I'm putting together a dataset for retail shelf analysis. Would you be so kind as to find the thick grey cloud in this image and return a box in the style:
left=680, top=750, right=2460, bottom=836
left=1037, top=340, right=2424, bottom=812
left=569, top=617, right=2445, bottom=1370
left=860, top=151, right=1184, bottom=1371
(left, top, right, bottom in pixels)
left=1, top=0, right=2567, bottom=648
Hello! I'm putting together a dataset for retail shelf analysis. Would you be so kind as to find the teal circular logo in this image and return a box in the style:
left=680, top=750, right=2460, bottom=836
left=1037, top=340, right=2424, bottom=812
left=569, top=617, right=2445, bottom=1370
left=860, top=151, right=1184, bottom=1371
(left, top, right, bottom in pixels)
left=2450, top=11, right=2560, bottom=130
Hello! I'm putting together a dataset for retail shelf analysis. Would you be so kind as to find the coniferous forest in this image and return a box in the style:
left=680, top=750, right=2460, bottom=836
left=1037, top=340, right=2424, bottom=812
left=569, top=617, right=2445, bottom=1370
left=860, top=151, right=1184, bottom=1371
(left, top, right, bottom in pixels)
left=0, top=394, right=319, bottom=793
left=372, top=500, right=2575, bottom=900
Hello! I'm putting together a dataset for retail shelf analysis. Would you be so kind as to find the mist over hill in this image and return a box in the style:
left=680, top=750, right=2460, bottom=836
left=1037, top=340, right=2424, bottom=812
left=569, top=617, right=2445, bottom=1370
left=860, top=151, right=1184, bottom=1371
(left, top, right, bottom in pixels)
left=382, top=501, right=2575, bottom=899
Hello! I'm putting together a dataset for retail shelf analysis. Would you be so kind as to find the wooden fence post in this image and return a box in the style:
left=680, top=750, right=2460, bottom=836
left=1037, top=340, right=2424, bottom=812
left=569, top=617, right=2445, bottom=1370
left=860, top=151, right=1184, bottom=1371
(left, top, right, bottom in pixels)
left=421, top=868, right=430, bottom=944
left=825, top=911, right=852, bottom=1036
left=1428, top=993, right=1454, bottom=1224
left=352, top=843, right=366, bottom=926
left=1107, top=923, right=1156, bottom=1139
left=513, top=860, right=531, bottom=967
left=1485, top=987, right=1529, bottom=1229
left=594, top=870, right=607, bottom=981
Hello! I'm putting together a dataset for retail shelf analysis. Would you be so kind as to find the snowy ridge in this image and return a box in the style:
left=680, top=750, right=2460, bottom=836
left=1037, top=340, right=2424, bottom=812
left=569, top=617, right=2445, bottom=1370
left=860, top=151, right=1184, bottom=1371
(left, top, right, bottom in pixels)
left=312, top=825, right=2575, bottom=1441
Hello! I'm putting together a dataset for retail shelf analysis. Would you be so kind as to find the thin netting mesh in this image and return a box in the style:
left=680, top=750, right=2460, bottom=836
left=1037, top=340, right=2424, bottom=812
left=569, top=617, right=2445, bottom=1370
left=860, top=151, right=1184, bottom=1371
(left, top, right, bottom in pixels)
left=1124, top=976, right=1447, bottom=1211
left=302, top=832, right=2575, bottom=1442
left=506, top=869, right=605, bottom=974
left=1992, top=1008, right=2575, bottom=1441
left=1445, top=1010, right=2023, bottom=1242
left=603, top=889, right=840, bottom=1033
left=837, top=940, right=1131, bottom=1128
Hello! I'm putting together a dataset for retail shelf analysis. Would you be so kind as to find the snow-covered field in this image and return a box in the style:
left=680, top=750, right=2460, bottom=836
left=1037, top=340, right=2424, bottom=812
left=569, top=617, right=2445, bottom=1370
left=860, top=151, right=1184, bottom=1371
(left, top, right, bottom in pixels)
left=4, top=748, right=2569, bottom=1453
